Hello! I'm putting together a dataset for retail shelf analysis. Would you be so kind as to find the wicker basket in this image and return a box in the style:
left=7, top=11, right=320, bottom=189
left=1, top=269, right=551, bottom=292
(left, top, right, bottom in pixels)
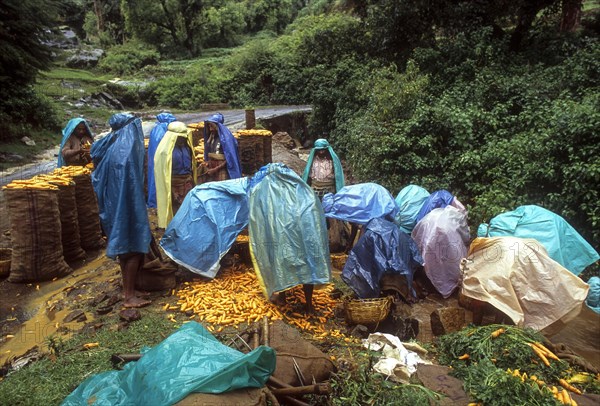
left=344, top=296, right=393, bottom=325
left=0, top=248, right=12, bottom=278
left=330, top=253, right=348, bottom=270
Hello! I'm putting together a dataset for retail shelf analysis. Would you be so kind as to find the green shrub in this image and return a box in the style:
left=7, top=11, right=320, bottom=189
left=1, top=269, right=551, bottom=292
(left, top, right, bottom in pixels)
left=98, top=42, right=160, bottom=76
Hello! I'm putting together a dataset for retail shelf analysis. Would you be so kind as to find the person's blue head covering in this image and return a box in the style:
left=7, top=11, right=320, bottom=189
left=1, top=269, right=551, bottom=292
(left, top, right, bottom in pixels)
left=57, top=118, right=93, bottom=167
left=147, top=112, right=177, bottom=208
left=301, top=138, right=345, bottom=192
left=203, top=113, right=242, bottom=179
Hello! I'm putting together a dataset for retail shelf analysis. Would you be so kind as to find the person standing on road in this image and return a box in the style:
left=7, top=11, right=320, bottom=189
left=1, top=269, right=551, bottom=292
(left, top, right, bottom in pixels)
left=58, top=118, right=94, bottom=167
left=147, top=112, right=177, bottom=208
left=91, top=113, right=152, bottom=308
left=154, top=121, right=197, bottom=228
left=199, top=113, right=242, bottom=182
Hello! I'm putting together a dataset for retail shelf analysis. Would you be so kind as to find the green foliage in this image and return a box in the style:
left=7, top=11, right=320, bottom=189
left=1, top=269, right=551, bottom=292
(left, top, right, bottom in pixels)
left=98, top=42, right=160, bottom=75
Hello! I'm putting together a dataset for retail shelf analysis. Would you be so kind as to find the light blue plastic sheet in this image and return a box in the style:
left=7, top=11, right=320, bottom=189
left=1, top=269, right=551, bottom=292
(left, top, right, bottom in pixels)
left=90, top=113, right=151, bottom=259
left=147, top=112, right=177, bottom=208
left=342, top=218, right=424, bottom=299
left=61, top=322, right=276, bottom=406
left=322, top=183, right=399, bottom=225
left=415, top=189, right=456, bottom=223
left=477, top=205, right=599, bottom=276
left=395, top=185, right=430, bottom=233
left=248, top=163, right=331, bottom=298
left=160, top=178, right=250, bottom=278
left=586, top=276, right=600, bottom=314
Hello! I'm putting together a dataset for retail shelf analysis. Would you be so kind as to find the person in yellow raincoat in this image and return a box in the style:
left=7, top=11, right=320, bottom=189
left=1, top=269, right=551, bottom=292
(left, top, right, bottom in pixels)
left=154, top=121, right=197, bottom=229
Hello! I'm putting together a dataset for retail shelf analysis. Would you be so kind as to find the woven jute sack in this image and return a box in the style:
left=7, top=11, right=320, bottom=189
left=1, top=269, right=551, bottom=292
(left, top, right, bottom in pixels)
left=5, top=188, right=72, bottom=283
left=54, top=182, right=87, bottom=264
left=72, top=173, right=106, bottom=251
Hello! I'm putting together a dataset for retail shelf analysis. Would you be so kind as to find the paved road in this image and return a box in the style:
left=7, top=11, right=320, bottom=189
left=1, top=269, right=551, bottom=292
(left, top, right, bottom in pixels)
left=0, top=106, right=311, bottom=187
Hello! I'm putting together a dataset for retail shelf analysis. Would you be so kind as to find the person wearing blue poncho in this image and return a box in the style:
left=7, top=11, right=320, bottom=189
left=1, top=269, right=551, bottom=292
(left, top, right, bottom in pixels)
left=301, top=138, right=344, bottom=198
left=200, top=113, right=242, bottom=182
left=91, top=113, right=152, bottom=308
left=147, top=112, right=177, bottom=208
left=58, top=118, right=94, bottom=167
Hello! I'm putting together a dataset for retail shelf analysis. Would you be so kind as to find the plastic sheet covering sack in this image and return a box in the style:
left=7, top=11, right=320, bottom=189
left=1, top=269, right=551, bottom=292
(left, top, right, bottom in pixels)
left=160, top=178, right=249, bottom=278
left=90, top=113, right=151, bottom=259
left=342, top=218, right=424, bottom=299
left=61, top=322, right=276, bottom=406
left=461, top=237, right=590, bottom=331
left=394, top=185, right=430, bottom=234
left=248, top=163, right=331, bottom=298
left=586, top=276, right=600, bottom=314
left=477, top=205, right=599, bottom=276
left=322, top=183, right=398, bottom=225
left=147, top=112, right=177, bottom=208
left=415, top=189, right=466, bottom=223
left=412, top=206, right=470, bottom=298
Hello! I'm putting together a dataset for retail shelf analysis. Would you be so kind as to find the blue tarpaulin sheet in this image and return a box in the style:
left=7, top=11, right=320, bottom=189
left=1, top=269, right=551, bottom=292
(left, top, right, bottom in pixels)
left=160, top=178, right=250, bottom=278
left=587, top=276, right=600, bottom=314
left=62, top=322, right=276, bottom=406
left=395, top=185, right=430, bottom=234
left=477, top=205, right=599, bottom=276
left=90, top=113, right=151, bottom=259
left=322, top=183, right=398, bottom=225
left=248, top=163, right=331, bottom=298
left=415, top=189, right=456, bottom=223
left=342, top=218, right=424, bottom=299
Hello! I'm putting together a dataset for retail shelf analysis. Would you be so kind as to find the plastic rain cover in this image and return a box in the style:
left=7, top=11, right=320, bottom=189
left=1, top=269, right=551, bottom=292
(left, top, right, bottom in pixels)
left=342, top=217, right=424, bottom=299
left=394, top=185, right=430, bottom=234
left=322, top=183, right=398, bottom=225
left=61, top=321, right=276, bottom=406
left=477, top=205, right=599, bottom=276
left=248, top=163, right=331, bottom=298
left=411, top=206, right=470, bottom=298
left=147, top=112, right=177, bottom=208
left=586, top=276, right=600, bottom=314
left=90, top=113, right=151, bottom=259
left=461, top=237, right=589, bottom=331
left=415, top=189, right=467, bottom=223
left=160, top=178, right=249, bottom=278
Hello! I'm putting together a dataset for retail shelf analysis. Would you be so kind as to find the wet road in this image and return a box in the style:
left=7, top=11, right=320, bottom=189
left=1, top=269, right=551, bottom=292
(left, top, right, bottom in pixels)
left=0, top=106, right=311, bottom=187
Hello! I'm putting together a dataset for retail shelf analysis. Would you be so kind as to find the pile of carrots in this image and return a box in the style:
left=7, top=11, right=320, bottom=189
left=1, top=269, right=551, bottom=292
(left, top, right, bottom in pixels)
left=166, top=264, right=344, bottom=339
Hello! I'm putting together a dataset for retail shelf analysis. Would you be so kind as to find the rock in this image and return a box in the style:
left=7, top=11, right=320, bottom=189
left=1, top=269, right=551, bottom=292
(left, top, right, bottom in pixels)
left=0, top=153, right=24, bottom=162
left=63, top=310, right=87, bottom=323
left=92, top=293, right=109, bottom=306
left=20, top=137, right=36, bottom=146
left=65, top=48, right=104, bottom=69
left=349, top=324, right=369, bottom=339
left=96, top=305, right=113, bottom=315
left=272, top=131, right=297, bottom=150
left=415, top=364, right=472, bottom=405
left=377, top=314, right=419, bottom=340
left=119, top=309, right=141, bottom=322
left=430, top=307, right=465, bottom=336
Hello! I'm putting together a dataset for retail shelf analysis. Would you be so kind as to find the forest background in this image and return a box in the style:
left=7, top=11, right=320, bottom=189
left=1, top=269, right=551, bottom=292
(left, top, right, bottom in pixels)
left=1, top=0, right=598, bottom=269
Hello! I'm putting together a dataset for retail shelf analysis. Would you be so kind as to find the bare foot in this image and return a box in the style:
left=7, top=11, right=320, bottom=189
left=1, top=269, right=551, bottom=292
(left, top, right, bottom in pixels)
left=135, top=290, right=151, bottom=298
left=123, top=296, right=151, bottom=308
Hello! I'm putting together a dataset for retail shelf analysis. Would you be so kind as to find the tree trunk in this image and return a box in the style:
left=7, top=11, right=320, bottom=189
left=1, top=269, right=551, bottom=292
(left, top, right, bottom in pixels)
left=93, top=0, right=104, bottom=32
left=560, top=0, right=582, bottom=32
left=510, top=0, right=555, bottom=52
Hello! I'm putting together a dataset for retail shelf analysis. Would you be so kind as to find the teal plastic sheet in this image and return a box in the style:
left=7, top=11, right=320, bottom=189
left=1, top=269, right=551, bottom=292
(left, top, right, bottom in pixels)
left=395, top=185, right=430, bottom=233
left=62, top=322, right=276, bottom=406
left=248, top=163, right=331, bottom=298
left=587, top=276, right=600, bottom=314
left=477, top=205, right=599, bottom=276
left=160, top=178, right=250, bottom=278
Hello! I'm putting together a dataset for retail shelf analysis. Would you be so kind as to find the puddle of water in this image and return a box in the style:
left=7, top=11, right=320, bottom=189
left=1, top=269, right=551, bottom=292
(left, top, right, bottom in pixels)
left=0, top=255, right=119, bottom=365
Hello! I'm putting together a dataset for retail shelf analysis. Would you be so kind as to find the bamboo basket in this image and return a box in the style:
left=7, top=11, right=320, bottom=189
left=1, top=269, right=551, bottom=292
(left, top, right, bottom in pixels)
left=0, top=248, right=12, bottom=278
left=344, top=296, right=392, bottom=325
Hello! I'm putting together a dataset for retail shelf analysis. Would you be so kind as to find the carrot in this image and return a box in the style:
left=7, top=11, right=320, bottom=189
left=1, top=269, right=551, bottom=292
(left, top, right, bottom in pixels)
left=559, top=378, right=583, bottom=395
left=458, top=353, right=470, bottom=360
left=490, top=327, right=505, bottom=338
left=529, top=343, right=551, bottom=366
left=532, top=341, right=560, bottom=361
left=561, top=388, right=572, bottom=405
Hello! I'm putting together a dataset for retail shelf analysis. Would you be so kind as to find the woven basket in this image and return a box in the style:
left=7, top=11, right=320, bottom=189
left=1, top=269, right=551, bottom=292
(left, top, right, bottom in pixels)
left=0, top=248, right=12, bottom=278
left=344, top=296, right=393, bottom=325
left=330, top=254, right=348, bottom=270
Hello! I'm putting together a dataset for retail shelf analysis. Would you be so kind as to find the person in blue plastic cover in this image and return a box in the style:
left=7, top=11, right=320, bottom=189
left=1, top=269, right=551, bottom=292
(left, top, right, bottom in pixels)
left=58, top=118, right=94, bottom=167
left=147, top=112, right=177, bottom=208
left=91, top=113, right=153, bottom=308
left=200, top=113, right=242, bottom=182
left=301, top=138, right=345, bottom=199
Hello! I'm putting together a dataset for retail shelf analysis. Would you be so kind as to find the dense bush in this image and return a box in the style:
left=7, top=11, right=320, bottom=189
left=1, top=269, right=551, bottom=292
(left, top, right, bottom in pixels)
left=98, top=42, right=160, bottom=76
